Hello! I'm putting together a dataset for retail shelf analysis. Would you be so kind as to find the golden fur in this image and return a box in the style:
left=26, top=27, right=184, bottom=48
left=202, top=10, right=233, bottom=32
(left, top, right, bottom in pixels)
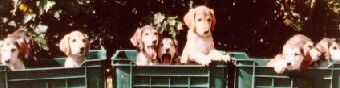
left=180, top=6, right=230, bottom=66
left=59, top=31, right=90, bottom=67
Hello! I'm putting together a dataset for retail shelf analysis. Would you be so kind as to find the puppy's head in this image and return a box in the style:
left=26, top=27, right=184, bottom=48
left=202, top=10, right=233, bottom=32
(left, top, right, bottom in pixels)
left=283, top=45, right=304, bottom=70
left=130, top=25, right=159, bottom=60
left=304, top=41, right=321, bottom=62
left=0, top=38, right=23, bottom=65
left=7, top=29, right=33, bottom=59
left=282, top=34, right=318, bottom=70
left=316, top=38, right=334, bottom=60
left=329, top=39, right=340, bottom=62
left=59, top=31, right=90, bottom=56
left=158, top=38, right=178, bottom=64
left=184, top=6, right=216, bottom=37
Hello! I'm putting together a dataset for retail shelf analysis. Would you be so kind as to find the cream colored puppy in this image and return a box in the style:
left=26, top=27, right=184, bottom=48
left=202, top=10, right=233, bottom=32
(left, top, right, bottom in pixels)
left=130, top=25, right=160, bottom=65
left=59, top=31, right=90, bottom=67
left=181, top=6, right=230, bottom=66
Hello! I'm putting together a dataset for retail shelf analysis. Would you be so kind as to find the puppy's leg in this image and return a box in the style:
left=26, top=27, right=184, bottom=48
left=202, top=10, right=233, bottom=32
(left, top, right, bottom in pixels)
left=268, top=54, right=287, bottom=74
left=136, top=53, right=149, bottom=65
left=180, top=45, right=190, bottom=64
left=64, top=59, right=74, bottom=67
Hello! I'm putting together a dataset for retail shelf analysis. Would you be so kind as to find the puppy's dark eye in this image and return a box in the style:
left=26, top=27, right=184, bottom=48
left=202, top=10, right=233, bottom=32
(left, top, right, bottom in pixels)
left=308, top=45, right=312, bottom=49
left=198, top=18, right=202, bottom=21
left=72, top=39, right=76, bottom=42
left=82, top=39, right=85, bottom=42
left=170, top=43, right=174, bottom=46
left=145, top=33, right=149, bottom=35
left=332, top=46, right=337, bottom=50
left=294, top=53, right=300, bottom=56
left=154, top=32, right=158, bottom=35
left=11, top=48, right=16, bottom=52
left=207, top=18, right=211, bottom=22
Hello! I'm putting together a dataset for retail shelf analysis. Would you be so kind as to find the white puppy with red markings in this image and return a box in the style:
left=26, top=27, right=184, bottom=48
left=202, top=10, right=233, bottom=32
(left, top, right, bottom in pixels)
left=268, top=34, right=321, bottom=74
left=59, top=31, right=90, bottom=67
left=158, top=38, right=179, bottom=64
left=316, top=38, right=340, bottom=63
left=130, top=25, right=160, bottom=65
left=181, top=6, right=230, bottom=66
left=328, top=38, right=340, bottom=62
left=0, top=38, right=26, bottom=70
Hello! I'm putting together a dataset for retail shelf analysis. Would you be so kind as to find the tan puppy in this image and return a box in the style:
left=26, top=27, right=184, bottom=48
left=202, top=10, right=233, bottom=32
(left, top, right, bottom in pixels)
left=158, top=38, right=179, bottom=64
left=0, top=38, right=26, bottom=70
left=130, top=25, right=160, bottom=65
left=181, top=6, right=230, bottom=66
left=268, top=34, right=320, bottom=74
left=59, top=31, right=90, bottom=67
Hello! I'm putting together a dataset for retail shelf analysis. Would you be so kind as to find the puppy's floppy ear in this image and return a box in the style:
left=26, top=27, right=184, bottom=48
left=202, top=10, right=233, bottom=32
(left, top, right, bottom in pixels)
left=84, top=34, right=90, bottom=54
left=59, top=34, right=71, bottom=56
left=16, top=38, right=28, bottom=59
left=130, top=28, right=143, bottom=50
left=172, top=39, right=179, bottom=64
left=209, top=8, right=216, bottom=31
left=183, top=9, right=196, bottom=29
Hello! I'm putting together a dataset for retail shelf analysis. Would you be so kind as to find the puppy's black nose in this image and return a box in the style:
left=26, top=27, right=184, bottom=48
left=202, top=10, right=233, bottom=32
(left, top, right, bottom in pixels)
left=204, top=31, right=209, bottom=34
left=152, top=40, right=157, bottom=44
left=80, top=47, right=85, bottom=52
left=166, top=48, right=170, bottom=53
left=287, top=63, right=291, bottom=66
left=5, top=60, right=10, bottom=63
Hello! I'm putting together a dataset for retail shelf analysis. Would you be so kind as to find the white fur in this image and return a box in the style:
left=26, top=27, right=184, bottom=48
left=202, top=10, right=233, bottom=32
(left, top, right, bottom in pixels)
left=0, top=38, right=25, bottom=70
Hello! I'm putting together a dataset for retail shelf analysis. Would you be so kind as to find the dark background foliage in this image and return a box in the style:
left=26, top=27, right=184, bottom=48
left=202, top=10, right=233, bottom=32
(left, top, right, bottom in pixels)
left=0, top=0, right=339, bottom=59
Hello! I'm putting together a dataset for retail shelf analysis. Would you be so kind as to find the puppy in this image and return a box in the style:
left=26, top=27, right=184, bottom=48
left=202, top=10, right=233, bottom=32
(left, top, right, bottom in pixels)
left=130, top=25, right=160, bottom=65
left=268, top=34, right=320, bottom=74
left=181, top=6, right=230, bottom=66
left=7, top=29, right=34, bottom=59
left=316, top=38, right=340, bottom=63
left=59, top=31, right=90, bottom=67
left=7, top=29, right=39, bottom=67
left=158, top=38, right=179, bottom=64
left=0, top=38, right=26, bottom=70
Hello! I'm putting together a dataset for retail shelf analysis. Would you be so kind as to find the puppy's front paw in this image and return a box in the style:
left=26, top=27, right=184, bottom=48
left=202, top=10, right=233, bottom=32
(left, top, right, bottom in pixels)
left=198, top=57, right=211, bottom=66
left=209, top=50, right=230, bottom=63
left=221, top=54, right=231, bottom=62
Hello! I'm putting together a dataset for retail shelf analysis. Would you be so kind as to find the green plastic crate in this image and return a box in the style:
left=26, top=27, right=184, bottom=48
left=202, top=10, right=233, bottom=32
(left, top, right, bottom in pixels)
left=230, top=52, right=335, bottom=88
left=111, top=50, right=228, bottom=88
left=0, top=50, right=106, bottom=88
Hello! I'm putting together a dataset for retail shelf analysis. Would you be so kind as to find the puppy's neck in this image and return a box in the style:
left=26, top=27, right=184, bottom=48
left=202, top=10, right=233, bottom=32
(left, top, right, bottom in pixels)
left=187, top=30, right=213, bottom=41
left=69, top=54, right=86, bottom=63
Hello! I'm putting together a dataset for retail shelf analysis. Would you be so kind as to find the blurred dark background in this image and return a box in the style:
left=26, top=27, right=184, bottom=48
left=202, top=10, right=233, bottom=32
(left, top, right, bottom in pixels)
left=0, top=0, right=339, bottom=59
